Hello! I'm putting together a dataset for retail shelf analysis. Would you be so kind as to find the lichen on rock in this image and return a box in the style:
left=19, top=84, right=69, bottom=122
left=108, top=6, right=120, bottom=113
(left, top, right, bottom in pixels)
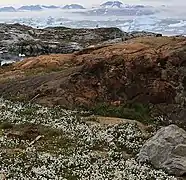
left=137, top=124, right=186, bottom=176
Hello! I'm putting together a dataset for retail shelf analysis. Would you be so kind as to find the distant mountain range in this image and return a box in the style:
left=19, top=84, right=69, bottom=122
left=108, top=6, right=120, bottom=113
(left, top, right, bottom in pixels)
left=0, top=1, right=152, bottom=13
left=0, top=6, right=16, bottom=12
left=0, top=4, right=85, bottom=12
left=18, top=5, right=43, bottom=11
left=83, top=1, right=153, bottom=16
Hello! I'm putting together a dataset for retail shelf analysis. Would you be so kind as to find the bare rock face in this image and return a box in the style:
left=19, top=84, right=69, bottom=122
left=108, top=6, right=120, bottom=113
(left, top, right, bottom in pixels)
left=0, top=24, right=123, bottom=58
left=2, top=36, right=186, bottom=128
left=0, top=23, right=123, bottom=62
left=0, top=23, right=161, bottom=62
left=137, top=125, right=186, bottom=176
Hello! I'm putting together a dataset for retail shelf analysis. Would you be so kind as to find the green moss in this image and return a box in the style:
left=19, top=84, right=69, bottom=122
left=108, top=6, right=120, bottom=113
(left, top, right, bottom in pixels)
left=0, top=122, right=13, bottom=129
left=0, top=122, right=76, bottom=155
left=90, top=103, right=153, bottom=124
left=38, top=126, right=76, bottom=154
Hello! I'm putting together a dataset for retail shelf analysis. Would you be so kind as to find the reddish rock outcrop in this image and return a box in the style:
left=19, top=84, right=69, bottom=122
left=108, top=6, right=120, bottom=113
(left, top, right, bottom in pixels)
left=1, top=36, right=186, bottom=127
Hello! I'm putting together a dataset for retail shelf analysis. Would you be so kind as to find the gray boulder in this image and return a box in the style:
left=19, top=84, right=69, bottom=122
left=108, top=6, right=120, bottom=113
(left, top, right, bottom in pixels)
left=137, top=125, right=186, bottom=176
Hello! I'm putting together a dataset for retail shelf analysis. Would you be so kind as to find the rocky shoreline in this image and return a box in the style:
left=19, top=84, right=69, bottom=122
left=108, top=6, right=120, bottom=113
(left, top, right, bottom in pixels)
left=0, top=23, right=161, bottom=64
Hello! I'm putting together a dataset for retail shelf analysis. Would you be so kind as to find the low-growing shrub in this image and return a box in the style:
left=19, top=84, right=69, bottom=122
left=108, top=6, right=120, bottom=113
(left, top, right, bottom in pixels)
left=0, top=122, right=13, bottom=129
left=91, top=102, right=153, bottom=124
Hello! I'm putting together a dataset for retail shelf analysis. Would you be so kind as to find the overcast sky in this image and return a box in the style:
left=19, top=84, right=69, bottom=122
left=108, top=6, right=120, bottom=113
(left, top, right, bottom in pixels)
left=0, top=0, right=182, bottom=7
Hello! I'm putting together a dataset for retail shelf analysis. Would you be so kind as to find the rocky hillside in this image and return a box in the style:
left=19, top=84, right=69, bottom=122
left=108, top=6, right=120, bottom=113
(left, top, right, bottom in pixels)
left=1, top=25, right=186, bottom=179
left=0, top=36, right=186, bottom=129
left=0, top=23, right=161, bottom=62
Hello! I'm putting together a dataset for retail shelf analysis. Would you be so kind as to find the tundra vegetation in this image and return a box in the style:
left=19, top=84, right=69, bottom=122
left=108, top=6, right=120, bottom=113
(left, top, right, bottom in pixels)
left=0, top=98, right=176, bottom=179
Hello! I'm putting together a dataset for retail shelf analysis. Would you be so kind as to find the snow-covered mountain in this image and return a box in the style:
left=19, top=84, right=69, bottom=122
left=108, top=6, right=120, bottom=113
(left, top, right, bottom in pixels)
left=75, top=1, right=153, bottom=16
left=62, top=4, right=85, bottom=10
left=0, top=6, right=16, bottom=12
left=18, top=5, right=42, bottom=11
left=100, top=1, right=147, bottom=9
left=100, top=1, right=124, bottom=8
left=0, top=2, right=148, bottom=13
left=0, top=4, right=86, bottom=12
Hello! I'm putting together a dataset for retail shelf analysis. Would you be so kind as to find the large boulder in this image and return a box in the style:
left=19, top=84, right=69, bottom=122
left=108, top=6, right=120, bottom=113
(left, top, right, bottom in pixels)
left=137, top=125, right=186, bottom=176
